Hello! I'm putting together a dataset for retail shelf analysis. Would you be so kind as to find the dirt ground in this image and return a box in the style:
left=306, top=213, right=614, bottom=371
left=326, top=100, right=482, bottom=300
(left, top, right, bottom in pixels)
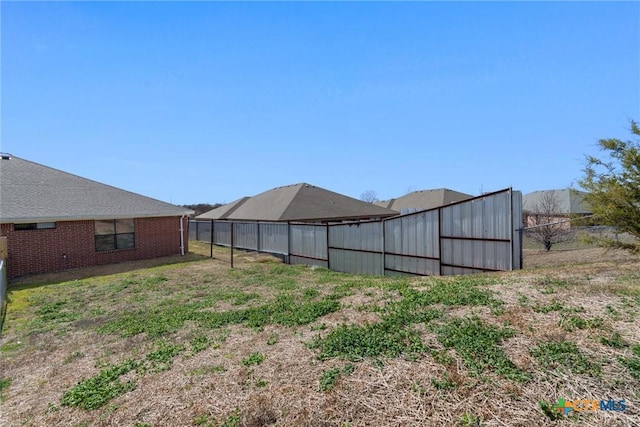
left=1, top=243, right=638, bottom=427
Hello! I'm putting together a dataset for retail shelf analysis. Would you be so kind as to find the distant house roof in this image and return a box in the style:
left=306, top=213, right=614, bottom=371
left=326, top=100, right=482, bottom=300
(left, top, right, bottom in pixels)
left=522, top=189, right=591, bottom=215
left=195, top=197, right=250, bottom=220
left=0, top=155, right=193, bottom=223
left=197, top=183, right=398, bottom=222
left=375, top=188, right=474, bottom=213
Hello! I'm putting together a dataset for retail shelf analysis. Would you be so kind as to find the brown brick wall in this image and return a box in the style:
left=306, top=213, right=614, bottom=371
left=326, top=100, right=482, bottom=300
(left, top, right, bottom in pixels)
left=0, top=216, right=189, bottom=278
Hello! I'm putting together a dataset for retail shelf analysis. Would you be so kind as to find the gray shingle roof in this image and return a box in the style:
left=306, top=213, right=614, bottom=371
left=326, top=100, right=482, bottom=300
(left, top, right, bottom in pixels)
left=0, top=155, right=193, bottom=223
left=375, top=188, right=473, bottom=212
left=197, top=183, right=398, bottom=222
left=522, top=189, right=591, bottom=215
left=196, top=197, right=250, bottom=220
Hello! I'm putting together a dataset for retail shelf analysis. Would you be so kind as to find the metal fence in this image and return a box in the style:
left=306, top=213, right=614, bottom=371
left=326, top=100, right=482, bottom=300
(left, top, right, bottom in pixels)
left=190, top=188, right=522, bottom=276
left=0, top=259, right=7, bottom=333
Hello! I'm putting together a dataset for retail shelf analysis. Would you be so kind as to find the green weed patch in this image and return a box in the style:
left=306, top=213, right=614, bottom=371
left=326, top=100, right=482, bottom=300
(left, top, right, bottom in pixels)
left=319, top=363, right=354, bottom=391
left=434, top=317, right=529, bottom=381
left=241, top=352, right=265, bottom=366
left=61, top=359, right=139, bottom=410
left=0, top=377, right=11, bottom=402
left=98, top=295, right=340, bottom=337
left=531, top=341, right=601, bottom=376
left=312, top=319, right=427, bottom=361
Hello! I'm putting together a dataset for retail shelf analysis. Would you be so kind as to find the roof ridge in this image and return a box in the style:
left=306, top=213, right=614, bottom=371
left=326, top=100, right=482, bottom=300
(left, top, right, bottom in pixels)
left=220, top=196, right=250, bottom=219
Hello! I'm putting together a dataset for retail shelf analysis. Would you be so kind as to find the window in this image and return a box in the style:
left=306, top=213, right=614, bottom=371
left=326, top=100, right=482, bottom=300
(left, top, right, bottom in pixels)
left=14, top=222, right=56, bottom=231
left=95, top=219, right=135, bottom=251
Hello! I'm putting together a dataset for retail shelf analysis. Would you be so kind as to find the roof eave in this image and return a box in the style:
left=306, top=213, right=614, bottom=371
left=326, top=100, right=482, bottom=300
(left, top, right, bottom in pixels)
left=1, top=211, right=194, bottom=224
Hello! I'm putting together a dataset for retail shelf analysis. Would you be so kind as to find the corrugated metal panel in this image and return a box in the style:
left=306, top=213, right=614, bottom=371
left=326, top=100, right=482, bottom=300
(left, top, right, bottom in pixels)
left=385, top=210, right=439, bottom=258
left=511, top=191, right=523, bottom=270
left=233, top=222, right=258, bottom=251
left=329, top=248, right=383, bottom=275
left=289, top=255, right=328, bottom=269
left=441, top=191, right=511, bottom=240
left=329, top=222, right=382, bottom=251
left=195, top=221, right=212, bottom=243
left=290, top=224, right=327, bottom=260
left=188, top=221, right=196, bottom=240
left=214, top=221, right=231, bottom=246
left=441, top=239, right=511, bottom=271
left=441, top=265, right=487, bottom=275
left=258, top=222, right=289, bottom=255
left=384, top=254, right=439, bottom=276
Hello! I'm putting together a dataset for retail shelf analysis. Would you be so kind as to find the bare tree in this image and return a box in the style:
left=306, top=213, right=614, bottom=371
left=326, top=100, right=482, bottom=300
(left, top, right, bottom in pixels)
left=524, top=192, right=574, bottom=251
left=360, top=190, right=379, bottom=203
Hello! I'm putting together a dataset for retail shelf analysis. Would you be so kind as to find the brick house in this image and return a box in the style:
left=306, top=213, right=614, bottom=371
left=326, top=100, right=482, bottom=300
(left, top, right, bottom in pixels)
left=522, top=189, right=591, bottom=228
left=0, top=154, right=193, bottom=278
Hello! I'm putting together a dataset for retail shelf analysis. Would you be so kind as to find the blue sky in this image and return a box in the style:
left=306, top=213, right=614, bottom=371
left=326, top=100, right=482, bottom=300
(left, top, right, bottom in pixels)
left=2, top=1, right=639, bottom=205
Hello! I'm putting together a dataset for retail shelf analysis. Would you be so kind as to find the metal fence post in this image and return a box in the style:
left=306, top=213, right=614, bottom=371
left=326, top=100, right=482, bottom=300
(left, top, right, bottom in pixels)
left=381, top=219, right=386, bottom=276
left=287, top=222, right=291, bottom=265
left=257, top=222, right=261, bottom=253
left=326, top=223, right=330, bottom=270
left=210, top=219, right=214, bottom=258
left=230, top=221, right=234, bottom=269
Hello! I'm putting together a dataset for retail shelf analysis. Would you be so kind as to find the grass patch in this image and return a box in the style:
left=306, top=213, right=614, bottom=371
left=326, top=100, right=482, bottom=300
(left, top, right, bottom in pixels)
left=319, top=363, right=354, bottom=392
left=266, top=333, right=278, bottom=345
left=0, top=340, right=24, bottom=354
left=61, top=359, right=139, bottom=410
left=558, top=314, right=603, bottom=332
left=220, top=409, right=240, bottom=427
left=310, top=276, right=502, bottom=363
left=61, top=339, right=187, bottom=410
left=618, top=345, right=640, bottom=379
left=430, top=372, right=458, bottom=390
left=189, top=334, right=213, bottom=354
left=406, top=276, right=499, bottom=307
left=312, top=307, right=441, bottom=361
left=599, top=332, right=628, bottom=348
left=535, top=276, right=578, bottom=294
left=531, top=341, right=601, bottom=376
left=311, top=320, right=424, bottom=361
left=532, top=300, right=564, bottom=313
left=190, top=365, right=227, bottom=376
left=144, top=341, right=186, bottom=372
left=241, top=352, right=265, bottom=366
left=98, top=294, right=341, bottom=337
left=0, top=377, right=11, bottom=402
left=434, top=317, right=529, bottom=381
left=27, top=299, right=81, bottom=332
left=538, top=400, right=562, bottom=421
left=618, top=356, right=640, bottom=379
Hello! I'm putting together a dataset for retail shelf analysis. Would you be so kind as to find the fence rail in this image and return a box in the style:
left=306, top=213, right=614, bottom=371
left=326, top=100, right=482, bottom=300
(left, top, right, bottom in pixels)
left=190, top=188, right=522, bottom=276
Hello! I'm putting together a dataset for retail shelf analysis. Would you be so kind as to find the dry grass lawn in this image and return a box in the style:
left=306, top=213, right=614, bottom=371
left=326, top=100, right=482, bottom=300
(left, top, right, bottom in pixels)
left=1, top=242, right=639, bottom=427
